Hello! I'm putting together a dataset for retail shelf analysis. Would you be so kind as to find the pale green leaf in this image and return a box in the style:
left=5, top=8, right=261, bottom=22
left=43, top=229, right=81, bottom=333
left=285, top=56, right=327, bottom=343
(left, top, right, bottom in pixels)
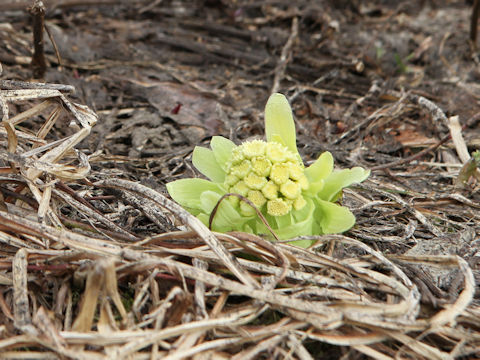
left=197, top=213, right=210, bottom=227
left=314, top=199, right=356, bottom=234
left=307, top=180, right=324, bottom=195
left=254, top=214, right=275, bottom=237
left=286, top=239, right=316, bottom=248
left=166, top=178, right=224, bottom=211
left=317, top=167, right=370, bottom=201
left=200, top=191, right=249, bottom=231
left=256, top=199, right=315, bottom=242
left=265, top=93, right=298, bottom=155
left=269, top=134, right=286, bottom=146
left=192, top=146, right=225, bottom=183
left=210, top=136, right=236, bottom=171
left=292, top=197, right=315, bottom=222
left=276, top=199, right=315, bottom=242
left=274, top=213, right=293, bottom=229
left=305, top=152, right=334, bottom=182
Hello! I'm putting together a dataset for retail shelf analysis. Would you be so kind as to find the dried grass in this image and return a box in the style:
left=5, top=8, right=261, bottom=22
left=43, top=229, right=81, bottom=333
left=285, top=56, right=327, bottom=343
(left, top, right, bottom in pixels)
left=0, top=81, right=479, bottom=359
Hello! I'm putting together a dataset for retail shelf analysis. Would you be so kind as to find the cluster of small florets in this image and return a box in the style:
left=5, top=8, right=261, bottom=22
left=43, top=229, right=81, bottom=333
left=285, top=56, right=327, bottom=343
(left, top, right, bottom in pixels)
left=224, top=140, right=309, bottom=217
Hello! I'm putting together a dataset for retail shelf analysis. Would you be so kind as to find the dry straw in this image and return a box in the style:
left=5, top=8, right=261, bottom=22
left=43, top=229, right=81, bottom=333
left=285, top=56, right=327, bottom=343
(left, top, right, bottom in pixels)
left=0, top=80, right=478, bottom=359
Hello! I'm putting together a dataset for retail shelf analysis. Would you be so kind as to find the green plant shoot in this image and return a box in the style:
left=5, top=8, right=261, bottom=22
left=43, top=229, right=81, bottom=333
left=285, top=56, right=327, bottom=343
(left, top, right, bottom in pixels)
left=166, top=93, right=370, bottom=247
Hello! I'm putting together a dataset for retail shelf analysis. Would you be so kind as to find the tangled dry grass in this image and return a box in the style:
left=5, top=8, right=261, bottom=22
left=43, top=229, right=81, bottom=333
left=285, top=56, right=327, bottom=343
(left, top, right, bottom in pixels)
left=0, top=80, right=479, bottom=360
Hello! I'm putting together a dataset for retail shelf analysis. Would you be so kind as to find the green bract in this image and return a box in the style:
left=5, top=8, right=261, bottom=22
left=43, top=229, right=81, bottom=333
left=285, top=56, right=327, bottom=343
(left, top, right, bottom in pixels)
left=166, top=93, right=370, bottom=247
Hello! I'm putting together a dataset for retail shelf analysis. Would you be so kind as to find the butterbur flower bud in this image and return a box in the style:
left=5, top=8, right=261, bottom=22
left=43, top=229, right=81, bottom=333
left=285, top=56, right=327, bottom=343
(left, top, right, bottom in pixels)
left=242, top=140, right=266, bottom=158
left=280, top=180, right=300, bottom=200
left=270, top=163, right=290, bottom=185
left=267, top=198, right=292, bottom=217
left=262, top=181, right=278, bottom=200
left=247, top=190, right=266, bottom=208
left=293, top=195, right=307, bottom=211
left=230, top=160, right=250, bottom=178
left=167, top=93, right=370, bottom=247
left=231, top=180, right=249, bottom=196
left=251, top=157, right=271, bottom=176
left=223, top=139, right=307, bottom=217
left=243, top=172, right=268, bottom=190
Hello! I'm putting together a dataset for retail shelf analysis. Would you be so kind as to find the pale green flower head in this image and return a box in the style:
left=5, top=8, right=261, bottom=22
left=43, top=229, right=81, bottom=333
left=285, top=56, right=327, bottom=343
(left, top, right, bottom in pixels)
left=166, top=93, right=370, bottom=247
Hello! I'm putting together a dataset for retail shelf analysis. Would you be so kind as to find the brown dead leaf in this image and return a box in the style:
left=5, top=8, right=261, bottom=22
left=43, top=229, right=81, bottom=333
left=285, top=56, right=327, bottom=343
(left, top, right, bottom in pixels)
left=146, top=82, right=224, bottom=142
left=394, top=128, right=437, bottom=147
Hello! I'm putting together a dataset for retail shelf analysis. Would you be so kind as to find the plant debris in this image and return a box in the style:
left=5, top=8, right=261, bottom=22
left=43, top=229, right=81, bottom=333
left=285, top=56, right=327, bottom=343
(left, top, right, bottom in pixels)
left=0, top=1, right=480, bottom=359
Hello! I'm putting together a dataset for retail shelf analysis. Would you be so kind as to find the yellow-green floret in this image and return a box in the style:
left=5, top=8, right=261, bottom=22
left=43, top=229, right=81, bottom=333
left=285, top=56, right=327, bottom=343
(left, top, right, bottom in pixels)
left=224, top=140, right=309, bottom=216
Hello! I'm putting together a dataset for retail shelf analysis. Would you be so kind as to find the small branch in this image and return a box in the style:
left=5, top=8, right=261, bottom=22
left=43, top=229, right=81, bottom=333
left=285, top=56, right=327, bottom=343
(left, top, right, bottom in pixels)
left=371, top=132, right=451, bottom=171
left=407, top=94, right=448, bottom=127
left=0, top=0, right=123, bottom=11
left=271, top=17, right=298, bottom=94
left=29, top=0, right=47, bottom=79
left=44, top=23, right=63, bottom=68
left=209, top=193, right=279, bottom=242
left=372, top=94, right=457, bottom=171
left=471, top=0, right=480, bottom=47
